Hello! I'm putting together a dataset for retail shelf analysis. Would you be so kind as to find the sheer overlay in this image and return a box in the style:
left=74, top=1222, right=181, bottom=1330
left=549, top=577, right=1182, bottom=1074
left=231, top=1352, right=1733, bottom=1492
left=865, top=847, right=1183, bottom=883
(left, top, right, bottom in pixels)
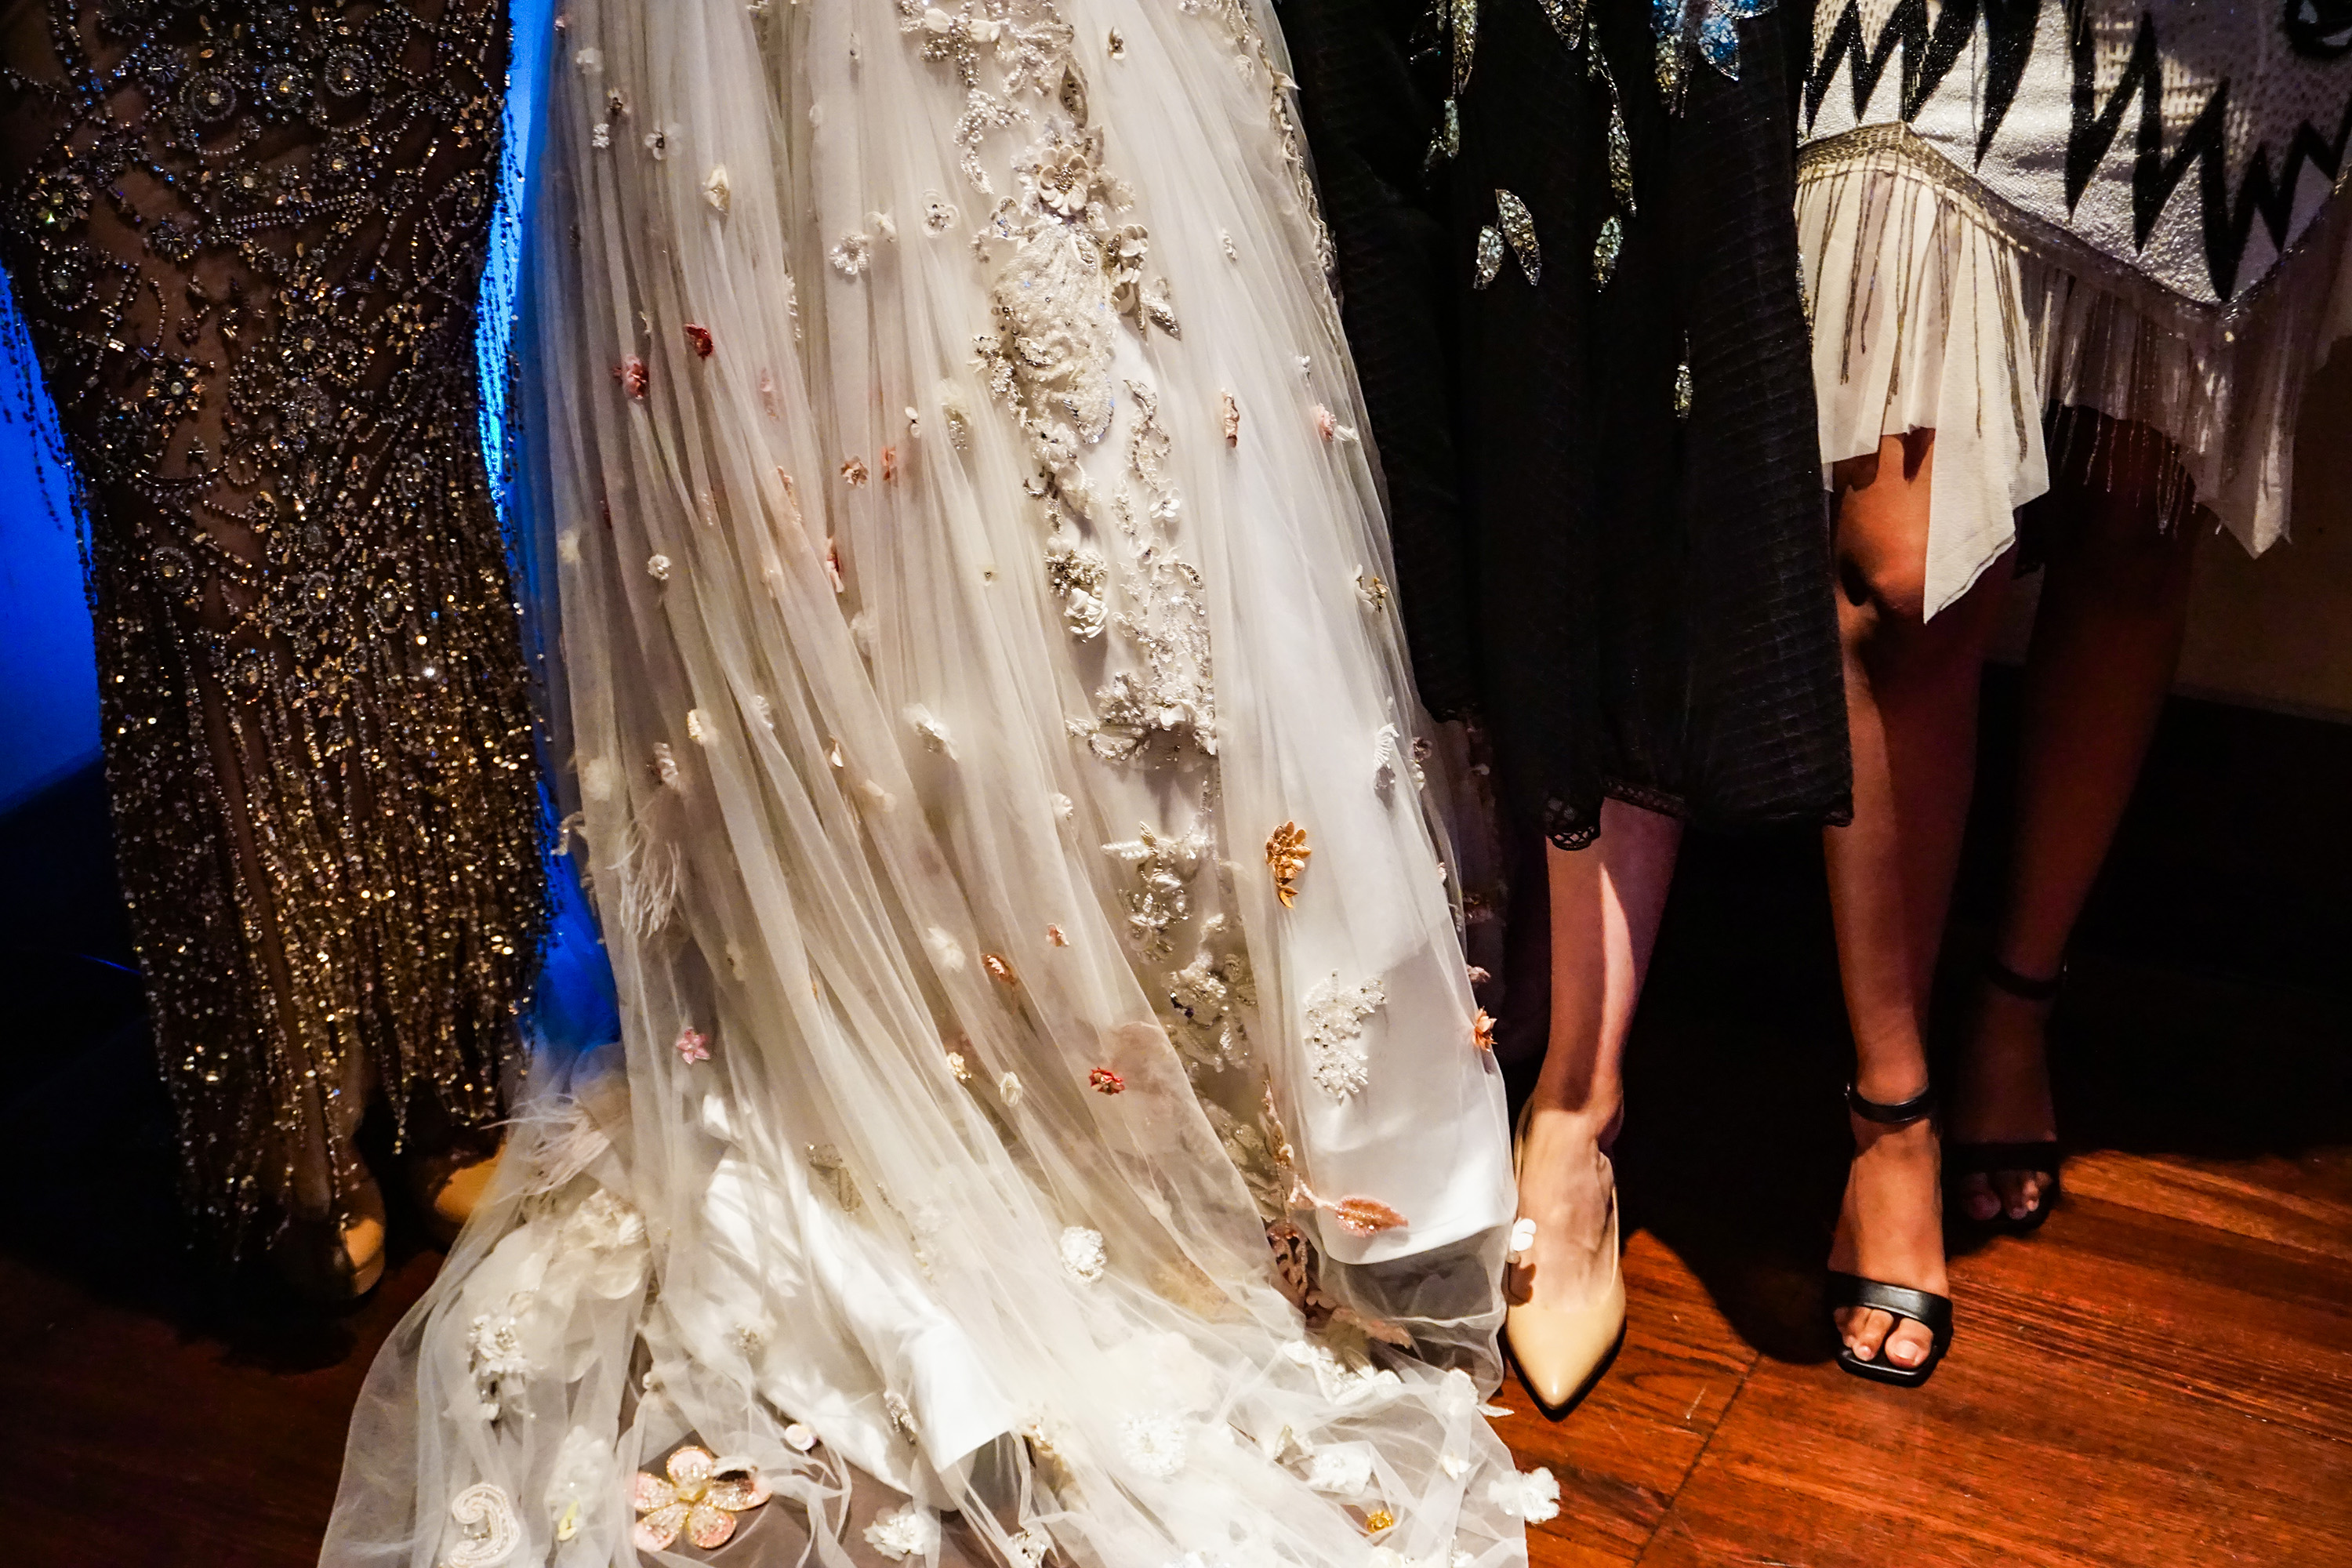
left=322, top=0, right=1545, bottom=1563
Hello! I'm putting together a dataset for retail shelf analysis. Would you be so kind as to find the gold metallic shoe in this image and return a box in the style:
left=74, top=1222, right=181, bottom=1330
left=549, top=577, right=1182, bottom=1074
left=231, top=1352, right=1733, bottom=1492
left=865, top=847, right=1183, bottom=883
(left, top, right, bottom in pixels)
left=1503, top=1102, right=1627, bottom=1415
left=271, top=1179, right=389, bottom=1305
left=406, top=1142, right=506, bottom=1247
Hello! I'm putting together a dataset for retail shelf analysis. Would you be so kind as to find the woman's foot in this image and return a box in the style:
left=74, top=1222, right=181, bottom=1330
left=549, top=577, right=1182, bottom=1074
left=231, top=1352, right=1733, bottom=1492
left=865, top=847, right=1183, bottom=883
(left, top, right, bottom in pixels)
left=1504, top=1099, right=1626, bottom=1410
left=270, top=1168, right=388, bottom=1305
left=405, top=1141, right=506, bottom=1247
left=1951, top=965, right=2061, bottom=1224
left=1827, top=1105, right=1948, bottom=1373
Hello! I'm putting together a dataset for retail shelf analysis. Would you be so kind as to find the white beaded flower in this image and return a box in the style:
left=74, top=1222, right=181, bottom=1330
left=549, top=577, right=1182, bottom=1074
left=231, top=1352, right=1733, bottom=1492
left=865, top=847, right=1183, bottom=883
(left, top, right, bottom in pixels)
left=1118, top=1412, right=1189, bottom=1479
left=1486, top=1465, right=1561, bottom=1522
left=1058, top=1225, right=1106, bottom=1283
left=863, top=1502, right=941, bottom=1559
left=1305, top=1444, right=1373, bottom=1496
left=829, top=232, right=873, bottom=278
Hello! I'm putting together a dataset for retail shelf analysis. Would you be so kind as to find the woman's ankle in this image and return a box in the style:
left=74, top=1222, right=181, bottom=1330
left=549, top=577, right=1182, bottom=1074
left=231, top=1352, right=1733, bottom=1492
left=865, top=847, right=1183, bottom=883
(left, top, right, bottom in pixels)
left=1525, top=1086, right=1624, bottom=1155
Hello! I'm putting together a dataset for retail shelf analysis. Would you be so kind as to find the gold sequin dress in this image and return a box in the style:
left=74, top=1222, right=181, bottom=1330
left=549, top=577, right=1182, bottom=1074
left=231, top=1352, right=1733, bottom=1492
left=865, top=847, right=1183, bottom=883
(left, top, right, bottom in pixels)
left=0, top=0, right=546, bottom=1250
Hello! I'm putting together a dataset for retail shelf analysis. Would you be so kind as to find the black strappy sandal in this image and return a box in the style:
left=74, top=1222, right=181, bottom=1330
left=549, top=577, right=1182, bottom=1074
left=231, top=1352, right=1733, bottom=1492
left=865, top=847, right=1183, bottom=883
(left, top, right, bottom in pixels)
left=1830, top=1082, right=1955, bottom=1388
left=1950, top=956, right=2065, bottom=1234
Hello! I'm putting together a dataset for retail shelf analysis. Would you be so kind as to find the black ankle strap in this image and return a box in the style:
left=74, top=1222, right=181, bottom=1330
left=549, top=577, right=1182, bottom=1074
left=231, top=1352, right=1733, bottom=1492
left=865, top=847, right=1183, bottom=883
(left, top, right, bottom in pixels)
left=1847, top=1081, right=1936, bottom=1125
left=1984, top=955, right=2065, bottom=1004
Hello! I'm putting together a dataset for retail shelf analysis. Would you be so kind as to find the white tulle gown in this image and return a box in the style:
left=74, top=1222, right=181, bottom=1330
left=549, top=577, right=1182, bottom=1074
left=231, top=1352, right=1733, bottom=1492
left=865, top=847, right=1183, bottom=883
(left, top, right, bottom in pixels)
left=321, top=2, right=1546, bottom=1563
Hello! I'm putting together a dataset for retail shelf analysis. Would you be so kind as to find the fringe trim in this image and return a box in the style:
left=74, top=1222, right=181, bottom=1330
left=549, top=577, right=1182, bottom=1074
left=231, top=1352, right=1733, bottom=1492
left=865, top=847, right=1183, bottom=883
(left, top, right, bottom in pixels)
left=1799, top=124, right=2352, bottom=551
left=99, top=426, right=550, bottom=1256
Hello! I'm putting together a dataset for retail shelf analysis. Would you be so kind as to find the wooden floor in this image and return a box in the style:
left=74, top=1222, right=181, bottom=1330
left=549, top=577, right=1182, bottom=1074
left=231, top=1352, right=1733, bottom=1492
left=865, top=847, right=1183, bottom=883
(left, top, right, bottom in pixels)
left=2, top=686, right=2347, bottom=1566
left=1496, top=1141, right=2352, bottom=1568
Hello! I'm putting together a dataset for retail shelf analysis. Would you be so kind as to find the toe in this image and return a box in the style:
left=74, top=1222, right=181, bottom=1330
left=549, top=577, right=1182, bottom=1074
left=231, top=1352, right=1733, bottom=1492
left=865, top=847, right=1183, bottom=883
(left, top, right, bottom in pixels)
left=2016, top=1170, right=2047, bottom=1214
left=1995, top=1170, right=2038, bottom=1220
left=1886, top=1319, right=1933, bottom=1369
left=1844, top=1306, right=1893, bottom=1363
left=1961, top=1171, right=2000, bottom=1221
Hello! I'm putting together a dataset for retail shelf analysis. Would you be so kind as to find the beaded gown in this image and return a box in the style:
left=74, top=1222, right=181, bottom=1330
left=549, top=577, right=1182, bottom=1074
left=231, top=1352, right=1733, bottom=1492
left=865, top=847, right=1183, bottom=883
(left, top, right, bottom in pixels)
left=1287, top=0, right=1853, bottom=851
left=0, top=0, right=546, bottom=1250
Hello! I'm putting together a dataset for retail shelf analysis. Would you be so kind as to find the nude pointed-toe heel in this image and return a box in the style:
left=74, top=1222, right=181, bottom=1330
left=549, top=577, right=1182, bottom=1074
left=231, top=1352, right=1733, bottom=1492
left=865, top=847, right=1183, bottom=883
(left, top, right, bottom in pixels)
left=1503, top=1103, right=1628, bottom=1416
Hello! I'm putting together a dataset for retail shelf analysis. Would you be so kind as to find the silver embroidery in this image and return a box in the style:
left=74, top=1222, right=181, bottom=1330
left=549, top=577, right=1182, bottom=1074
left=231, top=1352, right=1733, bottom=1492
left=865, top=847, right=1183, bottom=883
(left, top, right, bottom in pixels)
left=1166, top=928, right=1256, bottom=1078
left=1195, top=0, right=1338, bottom=278
left=1303, top=974, right=1385, bottom=1100
left=1044, top=528, right=1109, bottom=638
left=1067, top=383, right=1216, bottom=764
left=1426, top=96, right=1461, bottom=173
left=1598, top=53, right=1635, bottom=216
left=1537, top=0, right=1584, bottom=50
left=1450, top=0, right=1476, bottom=99
left=1103, top=822, right=1209, bottom=963
left=1593, top=215, right=1623, bottom=289
left=1495, top=190, right=1541, bottom=285
left=1473, top=224, right=1504, bottom=289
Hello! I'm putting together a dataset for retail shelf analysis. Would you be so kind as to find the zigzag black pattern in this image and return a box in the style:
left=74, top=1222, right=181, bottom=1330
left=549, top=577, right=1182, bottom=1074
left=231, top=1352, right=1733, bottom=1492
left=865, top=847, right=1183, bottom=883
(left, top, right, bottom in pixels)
left=1810, top=0, right=2352, bottom=299
left=2063, top=1, right=2352, bottom=297
left=1804, top=0, right=2037, bottom=154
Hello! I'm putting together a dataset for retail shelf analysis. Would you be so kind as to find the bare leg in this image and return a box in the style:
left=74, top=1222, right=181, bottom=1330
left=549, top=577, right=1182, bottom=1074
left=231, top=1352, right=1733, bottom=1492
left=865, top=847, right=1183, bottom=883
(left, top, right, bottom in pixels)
left=1956, top=419, right=2201, bottom=1221
left=1822, top=432, right=2008, bottom=1370
left=1512, top=798, right=1682, bottom=1308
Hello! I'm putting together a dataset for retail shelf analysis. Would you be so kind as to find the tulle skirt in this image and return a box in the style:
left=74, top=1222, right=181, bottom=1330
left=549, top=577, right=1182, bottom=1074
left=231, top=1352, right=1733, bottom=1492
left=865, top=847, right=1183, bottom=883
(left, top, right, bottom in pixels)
left=1798, top=125, right=2352, bottom=619
left=319, top=0, right=1545, bottom=1563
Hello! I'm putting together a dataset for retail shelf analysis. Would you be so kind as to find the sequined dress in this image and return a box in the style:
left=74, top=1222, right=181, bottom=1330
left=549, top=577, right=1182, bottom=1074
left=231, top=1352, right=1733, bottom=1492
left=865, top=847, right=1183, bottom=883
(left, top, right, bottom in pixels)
left=1798, top=0, right=2352, bottom=619
left=1294, top=0, right=1853, bottom=849
left=0, top=0, right=546, bottom=1248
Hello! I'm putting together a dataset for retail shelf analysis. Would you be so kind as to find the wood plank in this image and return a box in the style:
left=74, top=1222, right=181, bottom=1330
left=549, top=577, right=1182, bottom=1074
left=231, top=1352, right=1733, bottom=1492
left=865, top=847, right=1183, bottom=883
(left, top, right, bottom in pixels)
left=1623, top=1179, right=2352, bottom=1568
left=1958, top=1193, right=2352, bottom=1448
left=2063, top=1147, right=2352, bottom=1265
left=0, top=1247, right=437, bottom=1568
left=1494, top=1229, right=1759, bottom=1564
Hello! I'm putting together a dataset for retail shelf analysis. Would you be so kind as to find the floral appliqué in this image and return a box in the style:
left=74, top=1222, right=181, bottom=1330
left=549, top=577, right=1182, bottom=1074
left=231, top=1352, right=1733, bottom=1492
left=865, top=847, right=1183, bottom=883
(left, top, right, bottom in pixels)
left=442, top=1483, right=522, bottom=1568
left=1058, top=1225, right=1107, bottom=1281
left=466, top=1301, right=533, bottom=1421
left=631, top=1446, right=771, bottom=1552
left=1304, top=974, right=1385, bottom=1099
left=865, top=1501, right=942, bottom=1559
left=1486, top=1465, right=1563, bottom=1522
left=1265, top=821, right=1310, bottom=906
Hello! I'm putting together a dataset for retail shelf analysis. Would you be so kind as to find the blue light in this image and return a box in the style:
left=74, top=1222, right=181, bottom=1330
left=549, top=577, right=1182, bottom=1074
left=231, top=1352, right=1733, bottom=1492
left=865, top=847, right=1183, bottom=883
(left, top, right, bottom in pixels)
left=0, top=0, right=618, bottom=1055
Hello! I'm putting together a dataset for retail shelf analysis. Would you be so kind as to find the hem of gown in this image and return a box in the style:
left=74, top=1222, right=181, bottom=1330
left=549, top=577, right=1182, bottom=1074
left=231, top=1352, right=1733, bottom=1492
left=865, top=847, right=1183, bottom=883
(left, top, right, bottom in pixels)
left=1798, top=125, right=2352, bottom=613
left=1539, top=775, right=1853, bottom=852
left=1797, top=124, right=2350, bottom=336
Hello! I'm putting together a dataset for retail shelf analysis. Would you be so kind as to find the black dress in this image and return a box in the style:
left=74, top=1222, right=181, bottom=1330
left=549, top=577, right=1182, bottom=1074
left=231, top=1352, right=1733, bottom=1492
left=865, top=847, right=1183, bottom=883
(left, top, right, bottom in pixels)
left=1287, top=0, right=1849, bottom=849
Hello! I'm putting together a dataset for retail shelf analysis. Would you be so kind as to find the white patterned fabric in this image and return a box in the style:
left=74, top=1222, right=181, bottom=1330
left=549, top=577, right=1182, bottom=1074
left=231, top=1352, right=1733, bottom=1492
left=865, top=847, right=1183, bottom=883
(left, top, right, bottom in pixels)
left=321, top=1, right=1532, bottom=1563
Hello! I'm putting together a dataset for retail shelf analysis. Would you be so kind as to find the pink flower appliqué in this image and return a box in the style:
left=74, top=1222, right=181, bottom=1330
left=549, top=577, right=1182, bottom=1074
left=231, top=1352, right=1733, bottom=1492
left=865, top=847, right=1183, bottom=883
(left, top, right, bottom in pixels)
left=674, top=1028, right=710, bottom=1064
left=632, top=1446, right=769, bottom=1552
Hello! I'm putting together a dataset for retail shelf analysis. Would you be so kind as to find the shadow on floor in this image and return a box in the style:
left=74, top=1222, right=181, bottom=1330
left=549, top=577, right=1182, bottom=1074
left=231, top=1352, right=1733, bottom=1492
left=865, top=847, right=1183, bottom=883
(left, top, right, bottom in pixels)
left=0, top=764, right=447, bottom=1369
left=1530, top=671, right=2352, bottom=1367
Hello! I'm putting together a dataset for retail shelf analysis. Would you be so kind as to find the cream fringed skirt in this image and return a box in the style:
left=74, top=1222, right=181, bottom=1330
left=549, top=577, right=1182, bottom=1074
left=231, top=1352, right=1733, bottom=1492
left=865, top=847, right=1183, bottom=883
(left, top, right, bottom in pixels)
left=1798, top=125, right=2352, bottom=622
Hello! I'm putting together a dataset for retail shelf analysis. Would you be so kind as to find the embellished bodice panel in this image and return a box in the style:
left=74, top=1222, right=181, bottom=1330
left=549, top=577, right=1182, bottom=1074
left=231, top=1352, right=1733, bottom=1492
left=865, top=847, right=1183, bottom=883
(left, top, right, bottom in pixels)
left=0, top=0, right=546, bottom=1247
left=0, top=0, right=508, bottom=659
left=1801, top=0, right=2352, bottom=307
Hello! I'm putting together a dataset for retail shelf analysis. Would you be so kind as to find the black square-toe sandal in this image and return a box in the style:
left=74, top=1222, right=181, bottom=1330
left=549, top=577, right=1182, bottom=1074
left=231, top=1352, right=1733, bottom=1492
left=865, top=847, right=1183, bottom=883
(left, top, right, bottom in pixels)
left=1950, top=957, right=2065, bottom=1234
left=1830, top=1081, right=1955, bottom=1388
left=1828, top=1272, right=1954, bottom=1386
